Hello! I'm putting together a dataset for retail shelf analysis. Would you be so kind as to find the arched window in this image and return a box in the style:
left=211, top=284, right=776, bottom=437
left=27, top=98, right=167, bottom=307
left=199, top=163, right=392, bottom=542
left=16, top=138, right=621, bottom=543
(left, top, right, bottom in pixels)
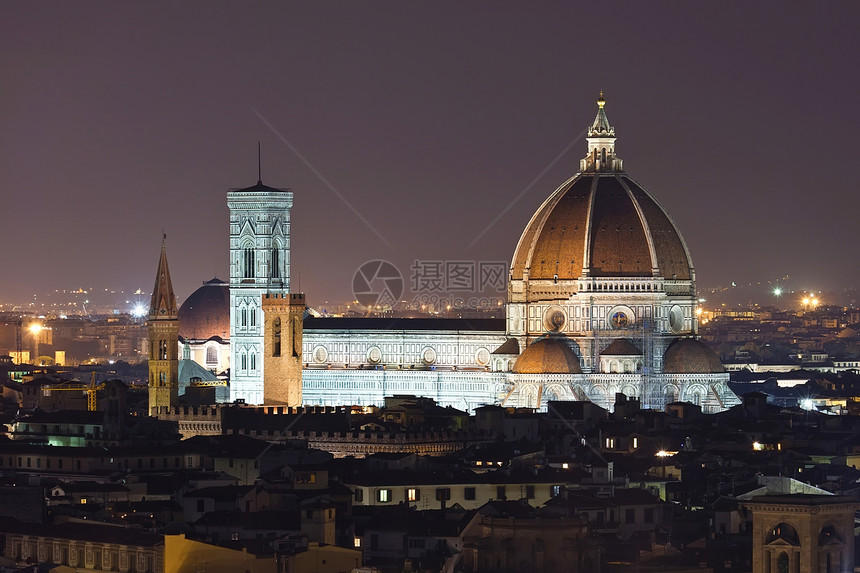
left=665, top=386, right=678, bottom=404
left=271, top=248, right=280, bottom=279
left=158, top=340, right=168, bottom=360
left=250, top=307, right=256, bottom=327
left=766, top=523, right=800, bottom=546
left=241, top=308, right=248, bottom=328
left=206, top=346, right=217, bottom=366
left=243, top=247, right=255, bottom=278
left=250, top=353, right=256, bottom=371
left=241, top=353, right=247, bottom=371
left=273, top=318, right=281, bottom=357
left=819, top=525, right=841, bottom=545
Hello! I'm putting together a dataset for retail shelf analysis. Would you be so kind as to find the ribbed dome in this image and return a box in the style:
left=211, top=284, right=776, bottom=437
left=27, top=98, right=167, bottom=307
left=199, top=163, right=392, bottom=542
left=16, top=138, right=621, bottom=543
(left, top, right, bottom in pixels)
left=511, top=96, right=692, bottom=283
left=663, top=338, right=724, bottom=374
left=511, top=173, right=692, bottom=281
left=178, top=278, right=230, bottom=340
left=513, top=337, right=582, bottom=374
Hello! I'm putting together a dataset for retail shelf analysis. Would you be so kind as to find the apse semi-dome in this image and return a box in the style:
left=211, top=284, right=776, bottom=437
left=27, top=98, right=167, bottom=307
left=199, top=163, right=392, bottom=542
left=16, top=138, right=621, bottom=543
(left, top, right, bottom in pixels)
left=511, top=96, right=693, bottom=283
left=512, top=337, right=582, bottom=374
left=662, top=338, right=724, bottom=374
left=178, top=278, right=230, bottom=340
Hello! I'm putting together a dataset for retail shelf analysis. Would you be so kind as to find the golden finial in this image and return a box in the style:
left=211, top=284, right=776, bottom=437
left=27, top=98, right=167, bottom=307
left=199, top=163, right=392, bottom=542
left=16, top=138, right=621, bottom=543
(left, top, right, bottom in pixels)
left=597, top=90, right=606, bottom=108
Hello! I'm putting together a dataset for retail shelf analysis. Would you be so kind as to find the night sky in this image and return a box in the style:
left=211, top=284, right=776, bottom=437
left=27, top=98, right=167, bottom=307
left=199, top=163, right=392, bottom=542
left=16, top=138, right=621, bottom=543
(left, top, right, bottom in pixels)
left=3, top=2, right=859, bottom=309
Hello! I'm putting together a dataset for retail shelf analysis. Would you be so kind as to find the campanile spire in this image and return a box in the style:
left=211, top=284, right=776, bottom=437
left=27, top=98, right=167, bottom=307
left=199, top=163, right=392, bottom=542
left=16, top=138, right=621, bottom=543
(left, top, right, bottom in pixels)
left=147, top=236, right=179, bottom=415
left=149, top=235, right=177, bottom=319
left=580, top=91, right=623, bottom=173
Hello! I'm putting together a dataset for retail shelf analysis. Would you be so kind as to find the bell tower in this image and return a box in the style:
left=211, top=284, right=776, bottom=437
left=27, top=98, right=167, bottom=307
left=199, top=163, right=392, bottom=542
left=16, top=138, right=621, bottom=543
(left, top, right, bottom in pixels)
left=227, top=169, right=293, bottom=405
left=147, top=236, right=179, bottom=416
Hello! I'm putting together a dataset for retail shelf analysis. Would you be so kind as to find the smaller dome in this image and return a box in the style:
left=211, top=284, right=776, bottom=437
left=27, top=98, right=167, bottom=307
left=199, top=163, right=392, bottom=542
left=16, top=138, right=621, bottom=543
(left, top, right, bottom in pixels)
left=600, top=338, right=641, bottom=356
left=178, top=278, right=230, bottom=340
left=513, top=337, right=582, bottom=374
left=663, top=338, right=724, bottom=374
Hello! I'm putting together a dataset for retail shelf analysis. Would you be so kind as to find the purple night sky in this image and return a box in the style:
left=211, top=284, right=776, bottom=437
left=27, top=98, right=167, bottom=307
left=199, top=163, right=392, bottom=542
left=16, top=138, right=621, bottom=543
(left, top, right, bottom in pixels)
left=2, top=2, right=859, bottom=309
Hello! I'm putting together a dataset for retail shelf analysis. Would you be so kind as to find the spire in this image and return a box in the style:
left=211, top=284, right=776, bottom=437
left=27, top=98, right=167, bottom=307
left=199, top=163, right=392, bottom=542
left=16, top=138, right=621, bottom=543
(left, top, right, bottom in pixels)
left=257, top=141, right=262, bottom=185
left=149, top=235, right=178, bottom=319
left=589, top=90, right=614, bottom=137
left=581, top=91, right=623, bottom=173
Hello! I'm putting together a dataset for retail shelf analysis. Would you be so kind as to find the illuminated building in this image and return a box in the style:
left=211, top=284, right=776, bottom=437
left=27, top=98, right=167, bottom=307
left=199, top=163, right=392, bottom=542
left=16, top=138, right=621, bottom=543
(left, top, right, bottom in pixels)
left=299, top=95, right=739, bottom=412
left=227, top=178, right=293, bottom=405
left=176, top=95, right=738, bottom=413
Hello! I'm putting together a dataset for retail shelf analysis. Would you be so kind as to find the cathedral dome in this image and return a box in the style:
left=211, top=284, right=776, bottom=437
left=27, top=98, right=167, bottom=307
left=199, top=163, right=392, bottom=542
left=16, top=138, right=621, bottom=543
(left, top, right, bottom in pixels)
left=662, top=338, right=724, bottom=374
left=178, top=278, right=230, bottom=340
left=511, top=96, right=693, bottom=282
left=513, top=337, right=582, bottom=374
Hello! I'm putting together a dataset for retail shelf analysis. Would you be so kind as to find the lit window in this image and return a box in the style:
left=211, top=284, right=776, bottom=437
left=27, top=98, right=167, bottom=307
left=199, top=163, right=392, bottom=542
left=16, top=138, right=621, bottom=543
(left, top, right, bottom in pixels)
left=407, top=488, right=419, bottom=502
left=354, top=537, right=361, bottom=548
left=377, top=489, right=391, bottom=503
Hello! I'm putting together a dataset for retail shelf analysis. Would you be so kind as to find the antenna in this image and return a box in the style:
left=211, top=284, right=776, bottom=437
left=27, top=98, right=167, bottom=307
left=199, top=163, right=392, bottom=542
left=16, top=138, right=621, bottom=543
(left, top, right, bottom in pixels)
left=257, top=141, right=262, bottom=184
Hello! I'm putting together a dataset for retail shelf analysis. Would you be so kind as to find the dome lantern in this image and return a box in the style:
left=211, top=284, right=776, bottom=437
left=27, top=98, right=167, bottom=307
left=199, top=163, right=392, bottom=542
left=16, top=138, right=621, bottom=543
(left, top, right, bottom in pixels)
left=581, top=91, right=623, bottom=173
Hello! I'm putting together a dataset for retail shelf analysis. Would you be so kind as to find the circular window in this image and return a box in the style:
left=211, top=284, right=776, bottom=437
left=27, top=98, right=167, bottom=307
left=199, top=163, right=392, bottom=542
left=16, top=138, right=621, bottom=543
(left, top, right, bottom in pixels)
left=543, top=307, right=567, bottom=332
left=669, top=305, right=685, bottom=333
left=475, top=347, right=490, bottom=366
left=367, top=346, right=382, bottom=364
left=608, top=306, right=634, bottom=330
left=611, top=311, right=628, bottom=329
left=312, top=345, right=328, bottom=363
left=421, top=347, right=437, bottom=365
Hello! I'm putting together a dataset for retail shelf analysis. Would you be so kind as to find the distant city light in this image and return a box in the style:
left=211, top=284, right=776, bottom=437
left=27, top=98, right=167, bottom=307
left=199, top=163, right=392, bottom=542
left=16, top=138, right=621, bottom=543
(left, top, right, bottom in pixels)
left=773, top=287, right=782, bottom=297
left=131, top=303, right=148, bottom=318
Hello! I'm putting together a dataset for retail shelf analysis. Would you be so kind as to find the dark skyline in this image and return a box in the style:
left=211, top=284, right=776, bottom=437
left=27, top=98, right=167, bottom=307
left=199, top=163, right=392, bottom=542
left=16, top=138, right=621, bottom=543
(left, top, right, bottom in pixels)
left=3, top=2, right=859, bottom=309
